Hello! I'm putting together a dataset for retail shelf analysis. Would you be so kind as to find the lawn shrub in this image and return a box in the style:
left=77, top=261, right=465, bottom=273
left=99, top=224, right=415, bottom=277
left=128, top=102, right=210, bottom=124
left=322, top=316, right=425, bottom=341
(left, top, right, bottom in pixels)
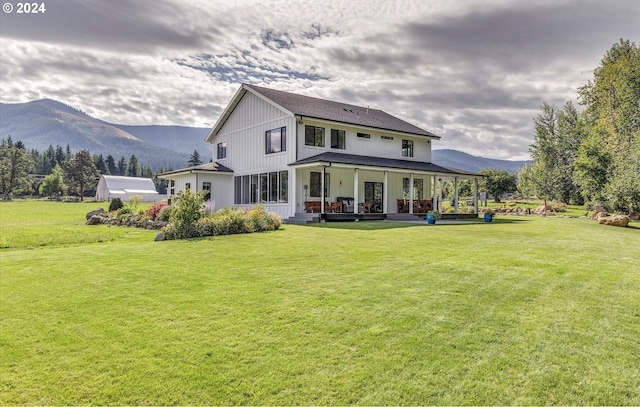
left=158, top=205, right=172, bottom=222
left=162, top=221, right=200, bottom=240
left=126, top=195, right=143, bottom=215
left=553, top=202, right=567, bottom=212
left=210, top=207, right=250, bottom=235
left=109, top=198, right=124, bottom=211
left=248, top=205, right=273, bottom=232
left=170, top=189, right=205, bottom=225
left=116, top=207, right=133, bottom=219
left=144, top=203, right=167, bottom=220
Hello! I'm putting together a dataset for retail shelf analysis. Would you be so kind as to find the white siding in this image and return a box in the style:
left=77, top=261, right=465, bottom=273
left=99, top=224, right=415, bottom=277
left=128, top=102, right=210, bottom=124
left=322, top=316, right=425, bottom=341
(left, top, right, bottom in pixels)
left=296, top=119, right=433, bottom=162
left=214, top=91, right=296, bottom=174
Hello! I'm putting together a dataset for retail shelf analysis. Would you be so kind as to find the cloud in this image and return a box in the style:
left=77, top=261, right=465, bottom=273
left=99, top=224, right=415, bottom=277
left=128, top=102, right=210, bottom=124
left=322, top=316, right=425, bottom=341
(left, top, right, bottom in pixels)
left=0, top=0, right=638, bottom=160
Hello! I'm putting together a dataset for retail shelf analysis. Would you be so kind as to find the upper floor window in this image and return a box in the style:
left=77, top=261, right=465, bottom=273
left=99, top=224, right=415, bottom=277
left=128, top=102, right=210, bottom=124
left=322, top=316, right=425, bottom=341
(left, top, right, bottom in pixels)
left=331, top=129, right=346, bottom=149
left=357, top=132, right=371, bottom=139
left=217, top=142, right=227, bottom=159
left=265, top=126, right=286, bottom=154
left=305, top=125, right=325, bottom=147
left=402, top=139, right=414, bottom=157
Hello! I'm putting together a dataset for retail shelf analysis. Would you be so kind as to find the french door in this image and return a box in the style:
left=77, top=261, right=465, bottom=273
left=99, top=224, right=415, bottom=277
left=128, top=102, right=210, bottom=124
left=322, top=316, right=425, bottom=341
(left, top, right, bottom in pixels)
left=364, top=182, right=383, bottom=213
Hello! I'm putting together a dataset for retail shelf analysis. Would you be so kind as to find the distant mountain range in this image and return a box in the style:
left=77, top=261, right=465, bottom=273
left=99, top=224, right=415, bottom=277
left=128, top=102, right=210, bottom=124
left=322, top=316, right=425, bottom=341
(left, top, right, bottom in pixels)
left=0, top=99, right=530, bottom=173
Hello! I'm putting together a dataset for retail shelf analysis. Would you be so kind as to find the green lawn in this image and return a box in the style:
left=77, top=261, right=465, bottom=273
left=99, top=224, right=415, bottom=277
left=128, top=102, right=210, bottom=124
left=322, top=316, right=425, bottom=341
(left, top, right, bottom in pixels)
left=1, top=201, right=639, bottom=405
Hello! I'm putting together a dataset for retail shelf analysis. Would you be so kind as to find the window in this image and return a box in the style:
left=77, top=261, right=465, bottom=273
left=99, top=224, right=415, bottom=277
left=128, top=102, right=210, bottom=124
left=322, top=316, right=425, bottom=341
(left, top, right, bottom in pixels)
left=310, top=172, right=330, bottom=197
left=402, top=139, right=414, bottom=157
left=265, top=127, right=286, bottom=154
left=331, top=129, right=346, bottom=149
left=305, top=125, right=325, bottom=147
left=217, top=142, right=227, bottom=159
left=202, top=181, right=211, bottom=201
left=403, top=178, right=424, bottom=199
left=381, top=135, right=394, bottom=140
left=279, top=171, right=288, bottom=202
left=185, top=182, right=191, bottom=190
left=234, top=172, right=289, bottom=204
left=357, top=132, right=371, bottom=139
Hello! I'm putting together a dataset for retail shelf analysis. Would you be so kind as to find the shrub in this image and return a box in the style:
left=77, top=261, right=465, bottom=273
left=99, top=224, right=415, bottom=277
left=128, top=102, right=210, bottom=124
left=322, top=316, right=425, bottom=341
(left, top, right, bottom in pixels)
left=170, top=189, right=205, bottom=224
left=212, top=207, right=250, bottom=235
left=553, top=202, right=567, bottom=212
left=116, top=207, right=132, bottom=219
left=144, top=203, right=167, bottom=220
left=162, top=221, right=200, bottom=240
left=158, top=205, right=172, bottom=222
left=109, top=198, right=124, bottom=211
left=126, top=195, right=143, bottom=215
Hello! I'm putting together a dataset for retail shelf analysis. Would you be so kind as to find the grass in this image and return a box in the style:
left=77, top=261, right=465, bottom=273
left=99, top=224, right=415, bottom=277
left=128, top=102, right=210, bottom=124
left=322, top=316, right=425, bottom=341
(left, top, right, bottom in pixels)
left=1, top=201, right=639, bottom=405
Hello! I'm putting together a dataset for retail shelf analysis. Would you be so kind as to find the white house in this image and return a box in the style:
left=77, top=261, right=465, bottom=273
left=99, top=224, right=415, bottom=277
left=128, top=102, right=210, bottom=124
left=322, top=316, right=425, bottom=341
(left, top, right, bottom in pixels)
left=161, top=83, right=481, bottom=221
left=95, top=175, right=159, bottom=202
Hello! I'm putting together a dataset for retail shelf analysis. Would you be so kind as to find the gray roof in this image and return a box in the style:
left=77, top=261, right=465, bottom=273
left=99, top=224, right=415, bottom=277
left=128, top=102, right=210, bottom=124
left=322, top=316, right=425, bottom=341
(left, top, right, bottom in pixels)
left=291, top=152, right=480, bottom=176
left=245, top=84, right=439, bottom=138
left=158, top=161, right=233, bottom=176
left=99, top=175, right=158, bottom=194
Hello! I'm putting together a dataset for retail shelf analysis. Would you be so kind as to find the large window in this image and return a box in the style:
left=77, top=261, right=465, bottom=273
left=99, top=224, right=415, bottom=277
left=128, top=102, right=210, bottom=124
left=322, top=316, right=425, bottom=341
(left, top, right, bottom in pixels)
left=305, top=125, right=325, bottom=147
left=217, top=142, right=227, bottom=159
left=234, top=170, right=289, bottom=204
left=402, top=139, right=414, bottom=157
left=403, top=178, right=423, bottom=199
left=310, top=172, right=330, bottom=198
left=331, top=129, right=346, bottom=149
left=202, top=181, right=211, bottom=201
left=266, top=126, right=286, bottom=154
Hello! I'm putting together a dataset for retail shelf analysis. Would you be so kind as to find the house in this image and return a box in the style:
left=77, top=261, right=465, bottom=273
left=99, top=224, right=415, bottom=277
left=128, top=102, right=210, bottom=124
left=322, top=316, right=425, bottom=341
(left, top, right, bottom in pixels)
left=160, top=83, right=482, bottom=221
left=95, top=175, right=159, bottom=202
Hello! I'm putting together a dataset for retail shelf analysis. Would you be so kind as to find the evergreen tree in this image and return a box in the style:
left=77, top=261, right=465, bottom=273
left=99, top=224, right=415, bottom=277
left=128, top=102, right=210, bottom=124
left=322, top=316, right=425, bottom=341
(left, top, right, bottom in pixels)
left=105, top=155, right=117, bottom=175
left=188, top=150, right=203, bottom=167
left=93, top=154, right=108, bottom=175
left=117, top=156, right=127, bottom=176
left=63, top=150, right=99, bottom=201
left=127, top=155, right=139, bottom=177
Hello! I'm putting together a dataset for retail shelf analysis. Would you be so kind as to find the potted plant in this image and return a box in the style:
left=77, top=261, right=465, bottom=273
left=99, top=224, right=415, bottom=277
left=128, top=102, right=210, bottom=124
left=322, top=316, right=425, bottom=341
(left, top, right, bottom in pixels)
left=483, top=209, right=495, bottom=223
left=426, top=210, right=441, bottom=224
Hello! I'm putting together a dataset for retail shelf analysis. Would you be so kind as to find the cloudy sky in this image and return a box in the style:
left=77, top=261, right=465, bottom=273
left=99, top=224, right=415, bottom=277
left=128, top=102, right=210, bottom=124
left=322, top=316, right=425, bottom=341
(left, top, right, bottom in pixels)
left=0, top=0, right=638, bottom=159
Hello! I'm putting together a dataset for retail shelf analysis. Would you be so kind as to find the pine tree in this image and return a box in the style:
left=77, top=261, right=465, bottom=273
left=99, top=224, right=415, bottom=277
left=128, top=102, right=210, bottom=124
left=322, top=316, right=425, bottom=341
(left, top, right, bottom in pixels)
left=63, top=150, right=99, bottom=201
left=188, top=150, right=202, bottom=167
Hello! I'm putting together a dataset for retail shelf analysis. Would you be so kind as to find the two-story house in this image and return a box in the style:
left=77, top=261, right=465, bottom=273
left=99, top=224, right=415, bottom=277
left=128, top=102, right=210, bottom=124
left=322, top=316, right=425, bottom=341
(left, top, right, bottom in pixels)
left=160, top=83, right=481, bottom=221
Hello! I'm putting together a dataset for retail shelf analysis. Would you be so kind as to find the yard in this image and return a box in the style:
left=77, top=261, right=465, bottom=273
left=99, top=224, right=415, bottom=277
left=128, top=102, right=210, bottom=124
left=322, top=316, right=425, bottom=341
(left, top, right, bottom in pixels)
left=1, top=200, right=639, bottom=405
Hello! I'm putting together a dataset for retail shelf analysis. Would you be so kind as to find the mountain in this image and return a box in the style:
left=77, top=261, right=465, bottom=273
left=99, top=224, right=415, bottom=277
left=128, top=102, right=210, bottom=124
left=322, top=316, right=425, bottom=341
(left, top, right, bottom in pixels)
left=433, top=149, right=530, bottom=173
left=1, top=99, right=530, bottom=174
left=0, top=99, right=193, bottom=171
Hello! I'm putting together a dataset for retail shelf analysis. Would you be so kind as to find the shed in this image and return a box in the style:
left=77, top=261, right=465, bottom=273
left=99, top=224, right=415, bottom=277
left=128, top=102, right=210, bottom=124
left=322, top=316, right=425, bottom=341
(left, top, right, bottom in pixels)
left=95, top=175, right=159, bottom=202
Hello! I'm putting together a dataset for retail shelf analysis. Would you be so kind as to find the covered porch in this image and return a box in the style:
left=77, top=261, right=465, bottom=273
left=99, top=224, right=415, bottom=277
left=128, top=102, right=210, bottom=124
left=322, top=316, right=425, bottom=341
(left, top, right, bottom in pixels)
left=290, top=152, right=482, bottom=221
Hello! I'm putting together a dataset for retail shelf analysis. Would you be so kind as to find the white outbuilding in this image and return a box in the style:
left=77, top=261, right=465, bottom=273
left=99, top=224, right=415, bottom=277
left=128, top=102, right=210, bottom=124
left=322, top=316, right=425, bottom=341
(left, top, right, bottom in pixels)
left=95, top=175, right=159, bottom=202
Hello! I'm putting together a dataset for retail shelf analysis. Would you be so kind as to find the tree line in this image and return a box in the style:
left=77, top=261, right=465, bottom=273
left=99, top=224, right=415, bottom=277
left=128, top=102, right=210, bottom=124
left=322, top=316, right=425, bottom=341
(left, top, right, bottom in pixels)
left=519, top=39, right=639, bottom=213
left=0, top=135, right=207, bottom=200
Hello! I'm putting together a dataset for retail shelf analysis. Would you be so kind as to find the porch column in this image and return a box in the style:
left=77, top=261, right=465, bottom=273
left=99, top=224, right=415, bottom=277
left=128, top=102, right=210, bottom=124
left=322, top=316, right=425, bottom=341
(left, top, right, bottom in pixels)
left=383, top=170, right=388, bottom=214
left=353, top=168, right=359, bottom=214
left=432, top=175, right=438, bottom=212
left=321, top=165, right=326, bottom=215
left=409, top=173, right=414, bottom=214
left=474, top=178, right=479, bottom=215
left=454, top=176, right=459, bottom=213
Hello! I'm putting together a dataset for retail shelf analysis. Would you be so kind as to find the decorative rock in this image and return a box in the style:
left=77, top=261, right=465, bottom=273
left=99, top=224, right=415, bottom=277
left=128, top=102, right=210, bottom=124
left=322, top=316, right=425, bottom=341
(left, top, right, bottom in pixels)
left=629, top=212, right=640, bottom=221
left=534, top=205, right=552, bottom=215
left=86, top=215, right=104, bottom=225
left=154, top=232, right=165, bottom=241
left=599, top=215, right=630, bottom=227
left=595, top=211, right=610, bottom=220
left=86, top=208, right=106, bottom=220
left=591, top=206, right=606, bottom=220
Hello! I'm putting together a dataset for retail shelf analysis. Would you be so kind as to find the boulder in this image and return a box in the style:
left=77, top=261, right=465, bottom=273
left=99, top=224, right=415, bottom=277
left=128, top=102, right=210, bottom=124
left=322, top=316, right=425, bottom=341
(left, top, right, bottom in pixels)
left=86, top=208, right=106, bottom=220
left=534, top=205, right=552, bottom=215
left=591, top=206, right=606, bottom=220
left=154, top=232, right=165, bottom=241
left=599, top=215, right=630, bottom=227
left=629, top=212, right=640, bottom=221
left=86, top=215, right=104, bottom=225
left=595, top=211, right=610, bottom=220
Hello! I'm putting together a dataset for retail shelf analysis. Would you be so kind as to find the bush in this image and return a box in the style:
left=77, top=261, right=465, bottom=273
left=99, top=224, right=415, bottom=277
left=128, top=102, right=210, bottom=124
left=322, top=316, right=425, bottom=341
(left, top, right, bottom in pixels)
left=162, top=221, right=201, bottom=240
left=553, top=202, right=567, bottom=212
left=158, top=205, right=172, bottom=222
left=116, top=207, right=132, bottom=218
left=126, top=195, right=143, bottom=215
left=212, top=207, right=250, bottom=235
left=170, top=189, right=205, bottom=224
left=109, top=198, right=124, bottom=211
left=144, top=203, right=167, bottom=220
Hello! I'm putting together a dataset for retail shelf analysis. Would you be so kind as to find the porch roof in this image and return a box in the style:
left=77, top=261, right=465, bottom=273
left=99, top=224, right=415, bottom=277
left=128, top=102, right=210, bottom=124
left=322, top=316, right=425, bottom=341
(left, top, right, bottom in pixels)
left=290, top=152, right=481, bottom=177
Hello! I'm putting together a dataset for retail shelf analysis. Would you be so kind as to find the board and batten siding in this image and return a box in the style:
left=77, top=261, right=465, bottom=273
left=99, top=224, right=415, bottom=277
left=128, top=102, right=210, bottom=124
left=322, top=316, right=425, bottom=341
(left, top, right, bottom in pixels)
left=296, top=119, right=433, bottom=163
left=212, top=88, right=297, bottom=218
left=215, top=91, right=296, bottom=173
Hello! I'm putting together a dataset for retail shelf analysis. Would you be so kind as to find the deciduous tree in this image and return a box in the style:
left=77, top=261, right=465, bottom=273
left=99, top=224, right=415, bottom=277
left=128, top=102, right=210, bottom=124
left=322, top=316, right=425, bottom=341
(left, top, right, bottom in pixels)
left=0, top=139, right=34, bottom=199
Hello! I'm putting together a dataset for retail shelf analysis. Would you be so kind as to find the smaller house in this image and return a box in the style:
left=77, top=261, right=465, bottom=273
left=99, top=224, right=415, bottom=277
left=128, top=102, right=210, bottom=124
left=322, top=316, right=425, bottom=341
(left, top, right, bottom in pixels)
left=95, top=175, right=159, bottom=202
left=158, top=162, right=233, bottom=205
